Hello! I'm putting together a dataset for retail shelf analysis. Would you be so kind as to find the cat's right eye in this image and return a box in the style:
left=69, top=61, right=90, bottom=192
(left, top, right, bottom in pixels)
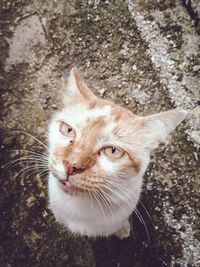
left=59, top=122, right=75, bottom=139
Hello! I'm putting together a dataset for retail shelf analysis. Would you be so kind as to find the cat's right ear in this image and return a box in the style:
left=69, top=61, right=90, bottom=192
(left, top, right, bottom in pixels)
left=63, top=67, right=97, bottom=104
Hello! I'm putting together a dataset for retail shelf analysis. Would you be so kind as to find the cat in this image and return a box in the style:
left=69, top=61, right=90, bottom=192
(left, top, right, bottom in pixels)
left=48, top=68, right=187, bottom=239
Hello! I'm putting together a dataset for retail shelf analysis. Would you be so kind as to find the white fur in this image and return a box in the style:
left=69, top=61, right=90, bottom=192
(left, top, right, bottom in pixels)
left=48, top=173, right=142, bottom=236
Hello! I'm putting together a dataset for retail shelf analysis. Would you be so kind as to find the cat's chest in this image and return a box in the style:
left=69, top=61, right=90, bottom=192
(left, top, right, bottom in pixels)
left=48, top=174, right=99, bottom=219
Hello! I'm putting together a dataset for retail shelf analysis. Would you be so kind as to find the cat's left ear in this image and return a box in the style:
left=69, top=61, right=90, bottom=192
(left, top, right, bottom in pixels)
left=64, top=67, right=97, bottom=103
left=142, top=109, right=188, bottom=150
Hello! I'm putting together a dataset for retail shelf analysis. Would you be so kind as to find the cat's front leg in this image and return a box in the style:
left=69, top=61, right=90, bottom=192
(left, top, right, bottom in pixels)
left=114, top=219, right=131, bottom=239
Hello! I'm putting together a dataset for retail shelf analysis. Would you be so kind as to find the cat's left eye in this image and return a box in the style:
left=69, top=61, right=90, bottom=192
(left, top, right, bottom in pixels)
left=59, top=122, right=75, bottom=138
left=103, top=146, right=124, bottom=159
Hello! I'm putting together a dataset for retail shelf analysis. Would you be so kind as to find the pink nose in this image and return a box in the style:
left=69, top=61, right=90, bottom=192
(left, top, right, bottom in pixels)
left=63, top=161, right=85, bottom=176
left=64, top=162, right=74, bottom=176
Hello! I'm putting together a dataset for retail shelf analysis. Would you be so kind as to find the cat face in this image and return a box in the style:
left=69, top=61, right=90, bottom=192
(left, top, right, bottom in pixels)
left=48, top=68, right=187, bottom=201
left=49, top=100, right=142, bottom=197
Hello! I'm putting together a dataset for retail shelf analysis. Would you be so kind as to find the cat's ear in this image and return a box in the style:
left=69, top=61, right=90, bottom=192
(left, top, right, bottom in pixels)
left=64, top=67, right=97, bottom=103
left=141, top=110, right=188, bottom=150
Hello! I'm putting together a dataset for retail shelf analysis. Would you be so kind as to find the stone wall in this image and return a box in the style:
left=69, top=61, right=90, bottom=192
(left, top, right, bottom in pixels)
left=181, top=0, right=200, bottom=32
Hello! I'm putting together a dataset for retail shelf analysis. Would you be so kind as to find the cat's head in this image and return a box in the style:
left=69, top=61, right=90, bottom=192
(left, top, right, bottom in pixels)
left=48, top=68, right=187, bottom=201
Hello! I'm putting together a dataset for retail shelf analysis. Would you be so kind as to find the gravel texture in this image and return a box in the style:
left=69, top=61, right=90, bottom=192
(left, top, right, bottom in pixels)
left=0, top=1, right=199, bottom=266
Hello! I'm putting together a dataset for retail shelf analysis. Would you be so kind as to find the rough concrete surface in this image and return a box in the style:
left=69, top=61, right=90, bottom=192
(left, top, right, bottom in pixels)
left=0, top=0, right=199, bottom=266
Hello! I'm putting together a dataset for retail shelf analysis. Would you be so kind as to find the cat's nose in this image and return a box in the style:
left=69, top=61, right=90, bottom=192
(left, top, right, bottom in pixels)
left=64, top=162, right=74, bottom=176
left=63, top=161, right=85, bottom=177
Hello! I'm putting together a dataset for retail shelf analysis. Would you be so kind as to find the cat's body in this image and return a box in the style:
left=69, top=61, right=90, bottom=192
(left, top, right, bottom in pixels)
left=48, top=68, right=187, bottom=238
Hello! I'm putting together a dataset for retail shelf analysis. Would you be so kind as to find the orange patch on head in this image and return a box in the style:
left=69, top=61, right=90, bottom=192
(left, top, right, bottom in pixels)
left=55, top=143, right=96, bottom=170
left=72, top=117, right=107, bottom=168
left=132, top=158, right=141, bottom=173
left=120, top=156, right=141, bottom=174
left=54, top=145, right=73, bottom=161
left=112, top=105, right=136, bottom=123
left=88, top=98, right=113, bottom=110
left=113, top=111, right=121, bottom=123
left=87, top=116, right=106, bottom=130
left=53, top=116, right=107, bottom=171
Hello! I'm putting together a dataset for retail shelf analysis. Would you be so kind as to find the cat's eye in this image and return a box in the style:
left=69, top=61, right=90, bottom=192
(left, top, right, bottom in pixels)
left=59, top=122, right=75, bottom=138
left=103, top=146, right=124, bottom=159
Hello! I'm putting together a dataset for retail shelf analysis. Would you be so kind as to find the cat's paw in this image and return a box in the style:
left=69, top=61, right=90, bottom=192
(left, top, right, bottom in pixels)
left=115, top=220, right=131, bottom=240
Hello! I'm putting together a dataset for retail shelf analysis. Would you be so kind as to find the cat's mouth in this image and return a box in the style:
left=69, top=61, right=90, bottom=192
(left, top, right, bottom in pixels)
left=59, top=179, right=84, bottom=194
left=50, top=166, right=82, bottom=193
left=50, top=166, right=93, bottom=194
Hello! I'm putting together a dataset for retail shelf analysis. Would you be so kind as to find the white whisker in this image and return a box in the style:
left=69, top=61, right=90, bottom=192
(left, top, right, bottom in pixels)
left=24, top=168, right=49, bottom=181
left=139, top=199, right=154, bottom=227
left=9, top=149, right=48, bottom=157
left=3, top=156, right=48, bottom=169
left=88, top=190, right=93, bottom=209
left=11, top=130, right=48, bottom=149
left=100, top=183, right=130, bottom=217
left=134, top=207, right=152, bottom=256
left=14, top=164, right=48, bottom=179
left=91, top=189, right=108, bottom=235
left=103, top=180, right=151, bottom=253
left=97, top=188, right=115, bottom=224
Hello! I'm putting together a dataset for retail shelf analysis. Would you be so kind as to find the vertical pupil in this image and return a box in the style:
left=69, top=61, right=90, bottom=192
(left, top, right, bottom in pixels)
left=68, top=127, right=72, bottom=133
left=112, top=147, right=116, bottom=153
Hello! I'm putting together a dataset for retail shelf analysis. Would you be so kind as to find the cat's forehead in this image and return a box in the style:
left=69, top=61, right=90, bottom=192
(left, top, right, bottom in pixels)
left=55, top=100, right=136, bottom=143
left=57, top=103, right=112, bottom=128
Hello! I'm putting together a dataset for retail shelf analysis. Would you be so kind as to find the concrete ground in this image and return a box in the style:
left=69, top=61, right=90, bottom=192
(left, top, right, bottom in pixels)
left=0, top=0, right=199, bottom=266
